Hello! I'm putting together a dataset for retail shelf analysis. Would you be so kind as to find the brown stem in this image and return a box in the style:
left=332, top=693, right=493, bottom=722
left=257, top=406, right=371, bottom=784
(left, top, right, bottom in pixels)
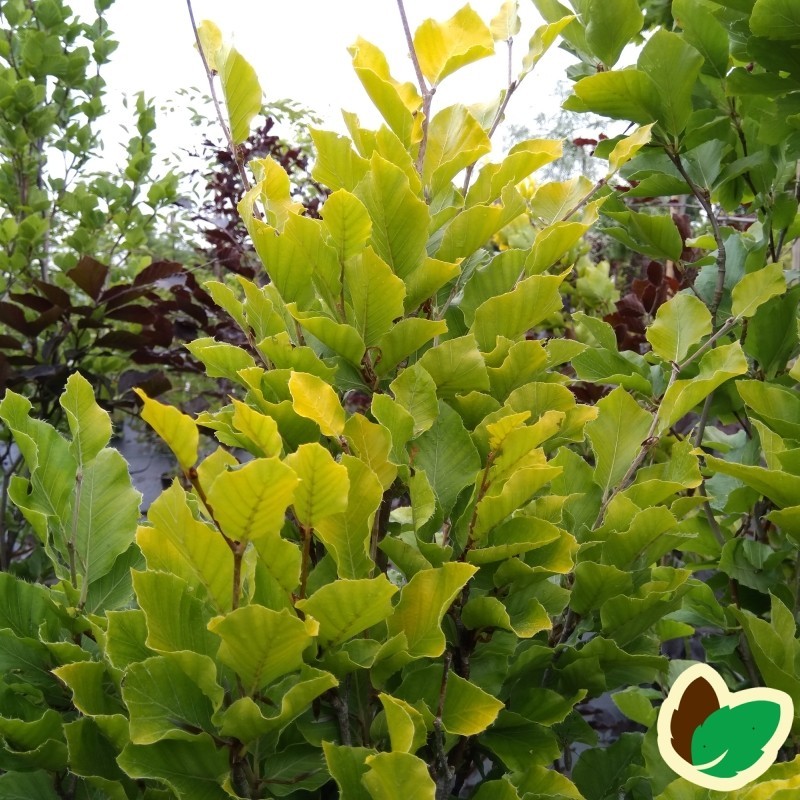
left=232, top=547, right=243, bottom=610
left=394, top=0, right=434, bottom=177
left=329, top=681, right=352, bottom=746
left=433, top=652, right=455, bottom=799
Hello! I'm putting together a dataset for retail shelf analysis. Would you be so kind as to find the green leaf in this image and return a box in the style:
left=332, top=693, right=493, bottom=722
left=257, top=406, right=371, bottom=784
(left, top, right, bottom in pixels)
left=583, top=0, right=643, bottom=67
left=378, top=694, right=427, bottom=753
left=209, top=606, right=318, bottom=694
left=692, top=702, right=786, bottom=778
left=440, top=672, right=504, bottom=736
left=737, top=380, right=800, bottom=440
left=412, top=401, right=482, bottom=515
left=117, top=735, right=230, bottom=800
left=570, top=69, right=657, bottom=125
left=612, top=687, right=657, bottom=726
left=206, top=456, right=299, bottom=544
left=197, top=21, right=261, bottom=144
left=462, top=593, right=552, bottom=638
left=355, top=153, right=429, bottom=280
left=216, top=667, right=336, bottom=743
left=479, top=710, right=560, bottom=771
left=604, top=209, right=683, bottom=261
left=531, top=175, right=592, bottom=224
left=608, top=123, right=654, bottom=176
left=344, top=413, right=397, bottom=490
left=750, top=0, right=800, bottom=39
left=231, top=399, right=283, bottom=457
left=573, top=733, right=644, bottom=800
left=646, top=293, right=712, bottom=362
left=375, top=318, right=448, bottom=376
left=472, top=274, right=564, bottom=352
left=418, top=333, right=490, bottom=397
left=344, top=247, right=407, bottom=346
left=731, top=262, right=786, bottom=318
left=600, top=506, right=683, bottom=570
left=437, top=186, right=526, bottom=262
left=59, top=372, right=111, bottom=465
left=74, top=448, right=141, bottom=589
left=123, top=652, right=223, bottom=744
left=347, top=39, right=421, bottom=144
left=285, top=443, right=350, bottom=528
left=288, top=306, right=367, bottom=365
left=322, top=189, right=372, bottom=262
left=362, top=752, right=436, bottom=799
left=315, top=455, right=382, bottom=580
left=185, top=337, right=257, bottom=383
left=1, top=390, right=76, bottom=539
left=423, top=104, right=490, bottom=191
left=0, top=771, right=59, bottom=800
left=467, top=139, right=563, bottom=208
left=490, top=1, right=521, bottom=40
left=413, top=5, right=494, bottom=84
left=673, top=0, right=730, bottom=78
left=296, top=577, right=398, bottom=646
left=637, top=29, right=703, bottom=135
left=387, top=562, right=477, bottom=657
left=135, top=389, right=198, bottom=472
left=570, top=561, right=634, bottom=615
left=323, top=742, right=375, bottom=800
left=520, top=15, right=577, bottom=78
left=310, top=129, right=369, bottom=192
left=657, top=342, right=748, bottom=431
left=390, top=364, right=439, bottom=436
left=585, top=387, right=652, bottom=497
left=132, top=570, right=218, bottom=657
left=705, top=455, right=800, bottom=509
left=288, top=372, right=346, bottom=437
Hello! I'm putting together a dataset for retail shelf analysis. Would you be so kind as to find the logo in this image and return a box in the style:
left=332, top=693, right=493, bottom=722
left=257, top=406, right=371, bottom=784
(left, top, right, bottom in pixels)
left=656, top=663, right=794, bottom=791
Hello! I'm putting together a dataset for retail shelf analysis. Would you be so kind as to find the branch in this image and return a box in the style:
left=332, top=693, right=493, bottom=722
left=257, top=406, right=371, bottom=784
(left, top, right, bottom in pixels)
left=668, top=151, right=727, bottom=325
left=462, top=38, right=517, bottom=196
left=395, top=0, right=434, bottom=177
left=594, top=316, right=738, bottom=525
left=185, top=0, right=259, bottom=218
left=433, top=652, right=456, bottom=800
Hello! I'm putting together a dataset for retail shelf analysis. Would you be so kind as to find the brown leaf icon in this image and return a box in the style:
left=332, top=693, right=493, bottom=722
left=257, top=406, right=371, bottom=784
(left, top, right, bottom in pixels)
left=670, top=675, right=720, bottom=763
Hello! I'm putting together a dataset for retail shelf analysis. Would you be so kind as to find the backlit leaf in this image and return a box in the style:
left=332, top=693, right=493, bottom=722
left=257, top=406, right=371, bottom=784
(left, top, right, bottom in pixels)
left=414, top=5, right=494, bottom=84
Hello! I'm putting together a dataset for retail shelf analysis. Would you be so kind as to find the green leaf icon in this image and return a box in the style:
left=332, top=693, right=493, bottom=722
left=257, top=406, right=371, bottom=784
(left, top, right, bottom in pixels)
left=691, top=700, right=782, bottom=778
left=657, top=662, right=795, bottom=791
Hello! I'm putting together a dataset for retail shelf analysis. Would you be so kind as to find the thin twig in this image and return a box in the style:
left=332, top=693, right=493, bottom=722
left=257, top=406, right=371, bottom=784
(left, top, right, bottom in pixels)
left=594, top=317, right=738, bottom=526
left=185, top=0, right=260, bottom=218
left=394, top=0, right=434, bottom=177
left=433, top=652, right=455, bottom=800
left=462, top=39, right=517, bottom=196
left=668, top=151, right=727, bottom=324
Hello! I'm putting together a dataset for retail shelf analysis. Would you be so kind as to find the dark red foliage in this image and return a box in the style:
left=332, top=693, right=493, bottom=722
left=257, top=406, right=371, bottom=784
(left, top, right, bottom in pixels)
left=190, top=117, right=328, bottom=277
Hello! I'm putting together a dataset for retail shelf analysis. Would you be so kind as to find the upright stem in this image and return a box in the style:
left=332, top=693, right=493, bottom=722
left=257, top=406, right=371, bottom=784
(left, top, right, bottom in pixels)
left=462, top=39, right=517, bottom=196
left=394, top=0, right=434, bottom=177
left=69, top=470, right=83, bottom=593
left=185, top=0, right=260, bottom=217
left=668, top=151, right=727, bottom=324
left=299, top=524, right=312, bottom=599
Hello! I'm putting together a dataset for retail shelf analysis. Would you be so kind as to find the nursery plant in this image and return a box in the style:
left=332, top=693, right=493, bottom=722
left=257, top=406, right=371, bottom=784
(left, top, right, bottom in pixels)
left=1, top=1, right=800, bottom=798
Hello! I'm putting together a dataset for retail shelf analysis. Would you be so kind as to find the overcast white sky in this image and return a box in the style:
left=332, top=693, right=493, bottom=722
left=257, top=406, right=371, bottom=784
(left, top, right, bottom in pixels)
left=71, top=0, right=578, bottom=166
